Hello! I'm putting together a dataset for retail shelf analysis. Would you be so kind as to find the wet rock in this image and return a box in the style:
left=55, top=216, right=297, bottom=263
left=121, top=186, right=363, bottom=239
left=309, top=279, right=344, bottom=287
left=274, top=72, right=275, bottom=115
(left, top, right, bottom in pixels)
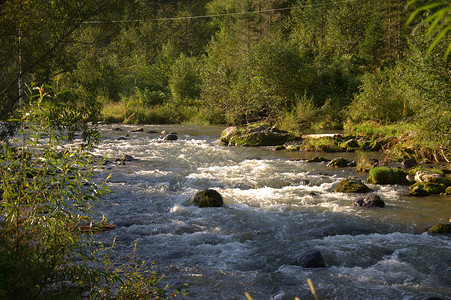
left=220, top=124, right=293, bottom=147
left=220, top=126, right=239, bottom=145
left=354, top=194, right=385, bottom=208
left=406, top=185, right=430, bottom=196
left=408, top=182, right=446, bottom=195
left=414, top=170, right=444, bottom=183
left=146, top=130, right=158, bottom=133
left=163, top=134, right=178, bottom=141
left=292, top=250, right=327, bottom=268
left=327, top=157, right=348, bottom=167
left=192, top=189, right=224, bottom=208
left=117, top=155, right=135, bottom=161
left=401, top=158, right=417, bottom=168
left=334, top=179, right=372, bottom=193
left=307, top=156, right=330, bottom=163
left=446, top=186, right=451, bottom=195
left=366, top=167, right=408, bottom=184
left=427, top=223, right=451, bottom=234
left=130, top=127, right=144, bottom=132
left=274, top=145, right=286, bottom=151
left=113, top=127, right=123, bottom=131
left=117, top=137, right=127, bottom=141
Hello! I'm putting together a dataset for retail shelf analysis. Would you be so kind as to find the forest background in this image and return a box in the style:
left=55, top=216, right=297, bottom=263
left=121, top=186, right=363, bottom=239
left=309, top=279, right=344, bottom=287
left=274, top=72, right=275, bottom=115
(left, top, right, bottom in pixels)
left=1, top=0, right=450, bottom=159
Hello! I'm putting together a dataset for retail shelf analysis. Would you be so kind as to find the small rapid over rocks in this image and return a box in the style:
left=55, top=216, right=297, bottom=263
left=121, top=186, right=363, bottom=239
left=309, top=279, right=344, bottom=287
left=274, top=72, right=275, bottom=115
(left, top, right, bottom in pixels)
left=92, top=125, right=450, bottom=300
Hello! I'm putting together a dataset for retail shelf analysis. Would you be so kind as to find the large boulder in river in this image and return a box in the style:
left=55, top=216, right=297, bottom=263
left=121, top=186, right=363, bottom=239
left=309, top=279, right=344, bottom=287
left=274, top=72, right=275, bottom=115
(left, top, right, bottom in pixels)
left=220, top=124, right=293, bottom=147
left=335, top=179, right=372, bottom=193
left=292, top=250, right=327, bottom=268
left=354, top=194, right=385, bottom=208
left=192, top=189, right=224, bottom=208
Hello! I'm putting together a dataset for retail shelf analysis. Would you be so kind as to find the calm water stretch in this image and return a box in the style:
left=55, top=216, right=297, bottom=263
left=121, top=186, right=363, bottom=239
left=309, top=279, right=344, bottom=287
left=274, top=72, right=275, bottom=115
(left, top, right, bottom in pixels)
left=92, top=125, right=451, bottom=300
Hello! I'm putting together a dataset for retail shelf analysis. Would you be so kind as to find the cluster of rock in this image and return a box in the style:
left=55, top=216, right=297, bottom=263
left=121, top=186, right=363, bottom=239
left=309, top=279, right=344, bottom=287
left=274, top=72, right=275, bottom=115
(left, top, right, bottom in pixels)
left=220, top=124, right=293, bottom=147
left=113, top=127, right=178, bottom=141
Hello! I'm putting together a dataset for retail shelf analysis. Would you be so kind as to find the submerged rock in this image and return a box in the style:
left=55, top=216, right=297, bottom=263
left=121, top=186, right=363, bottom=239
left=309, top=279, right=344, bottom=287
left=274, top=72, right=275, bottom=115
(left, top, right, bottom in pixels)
left=292, top=250, right=327, bottom=268
left=335, top=179, right=372, bottom=193
left=192, top=189, right=224, bottom=208
left=354, top=194, right=385, bottom=208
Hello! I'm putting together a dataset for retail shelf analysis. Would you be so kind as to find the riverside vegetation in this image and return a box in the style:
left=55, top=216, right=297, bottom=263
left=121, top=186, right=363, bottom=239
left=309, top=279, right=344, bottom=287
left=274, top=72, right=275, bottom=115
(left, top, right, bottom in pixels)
left=1, top=0, right=450, bottom=162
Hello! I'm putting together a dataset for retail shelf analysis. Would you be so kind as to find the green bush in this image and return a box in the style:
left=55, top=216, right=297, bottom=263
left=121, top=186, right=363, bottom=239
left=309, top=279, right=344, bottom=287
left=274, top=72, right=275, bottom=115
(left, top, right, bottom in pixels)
left=348, top=68, right=412, bottom=124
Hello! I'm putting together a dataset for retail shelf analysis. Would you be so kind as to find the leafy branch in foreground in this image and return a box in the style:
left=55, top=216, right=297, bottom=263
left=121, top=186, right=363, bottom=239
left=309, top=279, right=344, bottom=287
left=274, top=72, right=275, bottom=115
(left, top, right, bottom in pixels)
left=0, top=85, right=181, bottom=299
left=407, top=0, right=451, bottom=59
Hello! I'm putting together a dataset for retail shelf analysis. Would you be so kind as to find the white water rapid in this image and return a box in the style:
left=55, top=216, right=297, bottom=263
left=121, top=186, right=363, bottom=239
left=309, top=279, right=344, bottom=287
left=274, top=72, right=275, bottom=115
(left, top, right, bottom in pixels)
left=92, top=125, right=451, bottom=300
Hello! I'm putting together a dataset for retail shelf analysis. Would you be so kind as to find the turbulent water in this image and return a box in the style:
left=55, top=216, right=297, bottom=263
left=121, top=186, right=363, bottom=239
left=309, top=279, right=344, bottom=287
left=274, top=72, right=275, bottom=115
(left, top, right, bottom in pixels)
left=92, top=124, right=451, bottom=300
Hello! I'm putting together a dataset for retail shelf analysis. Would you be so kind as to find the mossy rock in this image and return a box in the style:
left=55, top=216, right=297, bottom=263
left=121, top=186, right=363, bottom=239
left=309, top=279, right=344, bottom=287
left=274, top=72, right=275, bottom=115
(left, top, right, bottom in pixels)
left=327, top=157, right=348, bottom=167
left=307, top=156, right=330, bottom=163
left=192, top=189, right=224, bottom=208
left=274, top=145, right=286, bottom=151
left=409, top=182, right=446, bottom=195
left=427, top=223, right=451, bottom=234
left=334, top=179, right=372, bottom=193
left=405, top=185, right=430, bottom=196
left=366, top=167, right=408, bottom=184
left=231, top=131, right=292, bottom=147
left=222, top=125, right=292, bottom=147
left=446, top=186, right=451, bottom=195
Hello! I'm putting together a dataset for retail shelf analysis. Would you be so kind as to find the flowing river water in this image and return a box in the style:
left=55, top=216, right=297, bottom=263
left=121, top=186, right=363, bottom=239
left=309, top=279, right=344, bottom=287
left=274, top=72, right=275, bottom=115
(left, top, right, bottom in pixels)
left=92, top=124, right=451, bottom=300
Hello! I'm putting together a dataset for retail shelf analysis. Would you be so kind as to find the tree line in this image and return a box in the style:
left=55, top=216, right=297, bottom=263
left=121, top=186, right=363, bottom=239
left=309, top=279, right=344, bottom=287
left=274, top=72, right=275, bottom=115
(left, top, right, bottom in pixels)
left=1, top=0, right=450, bottom=152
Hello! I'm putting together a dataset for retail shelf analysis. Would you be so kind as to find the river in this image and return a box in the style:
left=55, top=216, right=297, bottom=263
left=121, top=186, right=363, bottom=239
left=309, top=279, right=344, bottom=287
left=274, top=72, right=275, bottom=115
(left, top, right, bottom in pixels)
left=92, top=124, right=451, bottom=300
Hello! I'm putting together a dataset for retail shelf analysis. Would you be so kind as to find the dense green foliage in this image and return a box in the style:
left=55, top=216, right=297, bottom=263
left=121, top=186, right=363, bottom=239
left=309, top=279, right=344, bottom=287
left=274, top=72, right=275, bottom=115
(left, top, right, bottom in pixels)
left=1, top=0, right=450, bottom=159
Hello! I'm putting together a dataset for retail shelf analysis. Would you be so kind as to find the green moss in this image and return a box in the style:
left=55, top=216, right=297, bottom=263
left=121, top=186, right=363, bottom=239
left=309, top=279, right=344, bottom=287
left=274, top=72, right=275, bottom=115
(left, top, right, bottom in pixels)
left=409, top=182, right=446, bottom=194
left=367, top=167, right=408, bottom=184
left=334, top=179, right=372, bottom=193
left=427, top=223, right=451, bottom=234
